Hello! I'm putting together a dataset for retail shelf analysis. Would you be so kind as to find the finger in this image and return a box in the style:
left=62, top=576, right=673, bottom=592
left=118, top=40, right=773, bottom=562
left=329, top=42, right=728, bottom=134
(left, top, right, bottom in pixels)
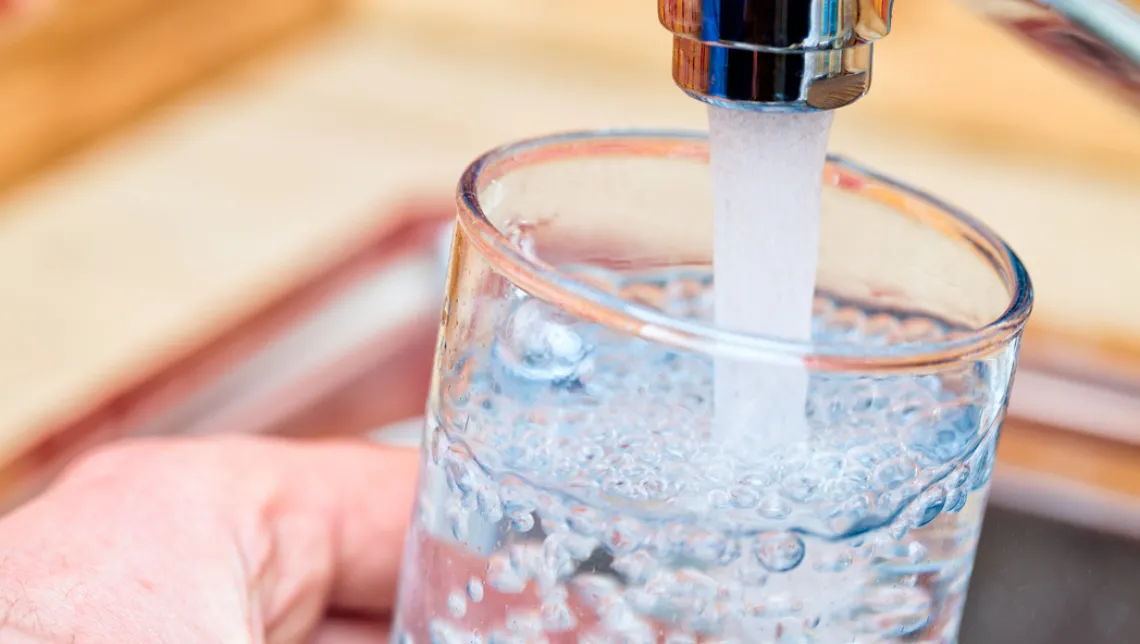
left=239, top=440, right=420, bottom=616
left=308, top=618, right=390, bottom=644
left=29, top=437, right=420, bottom=641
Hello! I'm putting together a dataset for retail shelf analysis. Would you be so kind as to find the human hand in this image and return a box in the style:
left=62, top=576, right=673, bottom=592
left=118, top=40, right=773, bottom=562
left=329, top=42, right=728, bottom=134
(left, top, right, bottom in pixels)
left=0, top=436, right=418, bottom=644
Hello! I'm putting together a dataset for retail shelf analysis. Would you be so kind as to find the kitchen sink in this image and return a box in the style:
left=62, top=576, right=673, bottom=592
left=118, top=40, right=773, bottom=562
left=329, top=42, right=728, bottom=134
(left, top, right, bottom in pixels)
left=961, top=504, right=1140, bottom=643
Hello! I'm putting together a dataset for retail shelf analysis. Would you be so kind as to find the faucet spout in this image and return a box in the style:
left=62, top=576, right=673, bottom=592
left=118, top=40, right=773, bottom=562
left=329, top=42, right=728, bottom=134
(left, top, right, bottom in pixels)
left=658, top=0, right=1140, bottom=113
left=657, top=0, right=895, bottom=111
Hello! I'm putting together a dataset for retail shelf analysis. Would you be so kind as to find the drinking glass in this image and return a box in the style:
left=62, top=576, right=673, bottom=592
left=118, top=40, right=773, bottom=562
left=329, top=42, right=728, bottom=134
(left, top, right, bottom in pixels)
left=392, top=130, right=1032, bottom=643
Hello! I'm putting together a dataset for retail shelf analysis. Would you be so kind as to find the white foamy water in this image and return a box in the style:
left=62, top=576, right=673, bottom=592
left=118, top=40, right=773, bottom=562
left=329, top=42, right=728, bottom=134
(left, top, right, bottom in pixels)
left=708, top=106, right=835, bottom=446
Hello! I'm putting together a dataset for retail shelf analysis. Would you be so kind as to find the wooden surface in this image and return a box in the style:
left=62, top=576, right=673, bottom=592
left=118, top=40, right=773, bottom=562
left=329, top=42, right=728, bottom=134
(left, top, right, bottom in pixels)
left=1002, top=420, right=1140, bottom=500
left=0, top=0, right=342, bottom=192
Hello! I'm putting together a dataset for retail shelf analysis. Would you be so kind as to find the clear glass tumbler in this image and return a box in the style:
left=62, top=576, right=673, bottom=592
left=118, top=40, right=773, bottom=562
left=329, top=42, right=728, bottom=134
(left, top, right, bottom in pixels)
left=392, top=131, right=1032, bottom=643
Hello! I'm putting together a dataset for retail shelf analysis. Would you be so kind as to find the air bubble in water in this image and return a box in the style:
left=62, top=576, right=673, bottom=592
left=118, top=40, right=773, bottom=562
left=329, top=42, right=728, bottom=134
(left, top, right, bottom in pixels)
left=485, top=554, right=528, bottom=594
left=508, top=544, right=544, bottom=580
left=571, top=574, right=624, bottom=610
left=613, top=550, right=659, bottom=584
left=540, top=598, right=577, bottom=632
left=688, top=597, right=733, bottom=633
left=888, top=519, right=909, bottom=541
left=907, top=541, right=929, bottom=564
left=509, top=511, right=535, bottom=533
left=644, top=568, right=720, bottom=617
left=683, top=529, right=727, bottom=563
left=947, top=465, right=970, bottom=489
left=444, top=459, right=482, bottom=512
left=758, top=495, right=793, bottom=520
left=970, top=438, right=997, bottom=490
left=822, top=469, right=869, bottom=503
left=567, top=505, right=603, bottom=536
left=717, top=538, right=743, bottom=565
left=540, top=532, right=596, bottom=587
left=707, top=488, right=733, bottom=509
left=845, top=445, right=880, bottom=470
left=729, top=485, right=762, bottom=509
left=494, top=299, right=593, bottom=384
left=828, top=493, right=873, bottom=535
left=811, top=451, right=846, bottom=476
left=448, top=593, right=468, bottom=618
left=598, top=598, right=655, bottom=643
left=560, top=532, right=600, bottom=559
left=944, top=486, right=968, bottom=514
left=446, top=501, right=471, bottom=542
left=908, top=487, right=947, bottom=528
left=753, top=532, right=806, bottom=572
left=467, top=578, right=484, bottom=603
left=477, top=489, right=504, bottom=523
left=604, top=517, right=649, bottom=555
left=814, top=549, right=854, bottom=573
left=781, top=472, right=823, bottom=503
left=499, top=480, right=538, bottom=514
left=875, top=457, right=917, bottom=490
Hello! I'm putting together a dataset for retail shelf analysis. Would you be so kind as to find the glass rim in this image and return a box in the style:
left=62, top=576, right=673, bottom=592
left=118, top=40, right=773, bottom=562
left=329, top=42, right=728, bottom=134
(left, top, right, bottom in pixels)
left=456, top=129, right=1033, bottom=372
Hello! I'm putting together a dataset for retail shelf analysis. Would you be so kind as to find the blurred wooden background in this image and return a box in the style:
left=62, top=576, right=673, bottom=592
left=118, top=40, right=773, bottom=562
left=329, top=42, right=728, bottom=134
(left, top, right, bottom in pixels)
left=3, top=0, right=1138, bottom=193
left=0, top=0, right=343, bottom=192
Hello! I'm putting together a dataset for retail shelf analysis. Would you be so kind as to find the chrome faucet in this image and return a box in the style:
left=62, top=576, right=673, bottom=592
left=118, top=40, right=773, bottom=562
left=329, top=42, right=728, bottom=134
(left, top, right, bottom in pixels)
left=657, top=0, right=1140, bottom=112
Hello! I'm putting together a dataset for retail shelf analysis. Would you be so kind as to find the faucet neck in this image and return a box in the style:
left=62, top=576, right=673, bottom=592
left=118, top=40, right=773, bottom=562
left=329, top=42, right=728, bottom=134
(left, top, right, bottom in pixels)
left=966, top=0, right=1140, bottom=110
left=657, top=0, right=895, bottom=111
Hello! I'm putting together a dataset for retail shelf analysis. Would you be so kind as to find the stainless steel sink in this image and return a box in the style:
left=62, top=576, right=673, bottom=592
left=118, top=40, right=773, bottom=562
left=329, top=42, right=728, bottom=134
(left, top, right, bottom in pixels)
left=961, top=505, right=1140, bottom=643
